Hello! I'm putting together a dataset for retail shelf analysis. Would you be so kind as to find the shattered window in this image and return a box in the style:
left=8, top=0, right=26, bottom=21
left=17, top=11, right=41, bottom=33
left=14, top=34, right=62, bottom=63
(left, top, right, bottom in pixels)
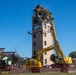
left=33, top=25, right=41, bottom=30
left=42, top=24, right=46, bottom=29
left=47, top=20, right=51, bottom=24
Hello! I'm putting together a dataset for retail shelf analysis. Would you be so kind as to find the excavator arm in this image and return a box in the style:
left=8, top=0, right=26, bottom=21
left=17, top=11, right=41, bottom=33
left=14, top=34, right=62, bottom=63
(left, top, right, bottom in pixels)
left=37, top=45, right=55, bottom=61
left=50, top=18, right=72, bottom=64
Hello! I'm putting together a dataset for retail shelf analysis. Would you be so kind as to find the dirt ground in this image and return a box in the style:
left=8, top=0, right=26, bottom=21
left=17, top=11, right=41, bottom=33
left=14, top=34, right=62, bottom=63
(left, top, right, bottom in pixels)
left=9, top=66, right=76, bottom=74
left=9, top=67, right=60, bottom=74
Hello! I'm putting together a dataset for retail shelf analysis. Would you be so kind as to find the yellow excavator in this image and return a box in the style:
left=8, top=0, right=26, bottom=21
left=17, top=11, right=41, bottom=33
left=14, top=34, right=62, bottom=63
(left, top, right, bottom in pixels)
left=26, top=5, right=72, bottom=73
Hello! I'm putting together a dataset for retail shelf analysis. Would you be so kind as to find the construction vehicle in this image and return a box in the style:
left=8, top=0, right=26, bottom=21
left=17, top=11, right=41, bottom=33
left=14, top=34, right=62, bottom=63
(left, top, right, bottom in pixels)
left=26, top=5, right=72, bottom=72
left=0, top=56, right=12, bottom=71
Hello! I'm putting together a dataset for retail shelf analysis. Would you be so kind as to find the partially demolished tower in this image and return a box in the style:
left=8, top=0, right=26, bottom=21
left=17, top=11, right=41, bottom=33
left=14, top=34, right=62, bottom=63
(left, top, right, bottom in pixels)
left=32, top=5, right=53, bottom=65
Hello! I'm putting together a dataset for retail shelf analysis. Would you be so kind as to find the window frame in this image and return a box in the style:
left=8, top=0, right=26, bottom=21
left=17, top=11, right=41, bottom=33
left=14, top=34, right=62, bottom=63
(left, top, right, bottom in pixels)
left=44, top=41, right=47, bottom=46
left=33, top=42, right=36, bottom=47
left=45, top=59, right=47, bottom=64
left=43, top=24, right=46, bottom=29
left=44, top=33, right=46, bottom=37
left=45, top=52, right=47, bottom=55
left=33, top=34, right=36, bottom=38
left=33, top=24, right=42, bottom=30
left=33, top=51, right=36, bottom=55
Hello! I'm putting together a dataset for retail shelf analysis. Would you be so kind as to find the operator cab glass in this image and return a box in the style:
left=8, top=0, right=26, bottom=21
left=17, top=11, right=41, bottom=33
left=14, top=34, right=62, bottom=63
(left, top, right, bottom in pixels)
left=31, top=60, right=35, bottom=66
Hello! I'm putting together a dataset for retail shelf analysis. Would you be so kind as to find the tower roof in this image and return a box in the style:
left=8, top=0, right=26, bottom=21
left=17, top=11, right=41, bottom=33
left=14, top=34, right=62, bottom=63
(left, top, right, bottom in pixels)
left=0, top=48, right=5, bottom=51
left=34, top=4, right=52, bottom=15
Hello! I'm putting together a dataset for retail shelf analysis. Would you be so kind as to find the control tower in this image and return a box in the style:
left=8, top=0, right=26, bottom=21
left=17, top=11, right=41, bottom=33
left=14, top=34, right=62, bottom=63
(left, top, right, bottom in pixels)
left=32, top=5, right=53, bottom=65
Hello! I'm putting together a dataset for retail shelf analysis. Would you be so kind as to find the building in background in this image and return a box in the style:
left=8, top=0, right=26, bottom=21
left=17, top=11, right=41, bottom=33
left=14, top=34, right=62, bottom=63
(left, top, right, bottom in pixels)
left=3, top=51, right=18, bottom=56
left=32, top=5, right=53, bottom=65
left=0, top=48, right=5, bottom=59
left=0, top=48, right=18, bottom=58
left=0, top=48, right=5, bottom=53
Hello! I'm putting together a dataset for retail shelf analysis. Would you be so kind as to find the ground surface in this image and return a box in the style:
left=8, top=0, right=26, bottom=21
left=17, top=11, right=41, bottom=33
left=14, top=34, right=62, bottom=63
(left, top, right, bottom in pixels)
left=0, top=66, right=76, bottom=75
left=1, top=73, right=76, bottom=75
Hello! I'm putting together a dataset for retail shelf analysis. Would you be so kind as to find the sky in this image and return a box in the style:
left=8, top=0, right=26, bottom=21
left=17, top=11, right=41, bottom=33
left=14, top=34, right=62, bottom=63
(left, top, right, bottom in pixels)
left=0, top=0, right=76, bottom=58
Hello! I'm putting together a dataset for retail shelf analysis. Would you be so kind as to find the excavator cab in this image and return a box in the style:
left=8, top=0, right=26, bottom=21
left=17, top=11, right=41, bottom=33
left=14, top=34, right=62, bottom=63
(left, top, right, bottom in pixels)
left=50, top=54, right=72, bottom=72
left=26, top=59, right=42, bottom=72
left=50, top=54, right=72, bottom=64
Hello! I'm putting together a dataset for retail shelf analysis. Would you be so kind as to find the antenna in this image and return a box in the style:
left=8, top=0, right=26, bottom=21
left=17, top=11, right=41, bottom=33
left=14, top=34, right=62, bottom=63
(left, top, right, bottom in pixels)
left=28, top=31, right=32, bottom=35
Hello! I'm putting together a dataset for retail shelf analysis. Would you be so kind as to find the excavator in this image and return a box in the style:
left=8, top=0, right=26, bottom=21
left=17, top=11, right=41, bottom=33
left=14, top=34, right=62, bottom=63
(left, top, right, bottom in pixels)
left=26, top=5, right=72, bottom=73
left=0, top=56, right=12, bottom=72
